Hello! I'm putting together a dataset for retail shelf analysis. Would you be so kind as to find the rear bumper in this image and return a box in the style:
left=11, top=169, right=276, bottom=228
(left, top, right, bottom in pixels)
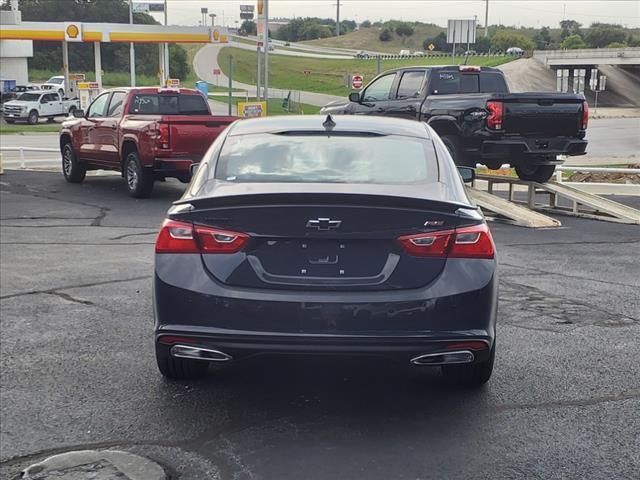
left=153, top=255, right=498, bottom=363
left=153, top=158, right=194, bottom=178
left=480, top=136, right=588, bottom=161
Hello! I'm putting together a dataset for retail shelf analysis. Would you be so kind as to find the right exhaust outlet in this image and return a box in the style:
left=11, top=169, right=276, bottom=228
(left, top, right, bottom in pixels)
left=410, top=350, right=475, bottom=366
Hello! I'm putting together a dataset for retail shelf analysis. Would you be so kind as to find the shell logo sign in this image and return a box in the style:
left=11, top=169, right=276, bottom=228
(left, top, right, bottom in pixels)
left=211, top=29, right=229, bottom=44
left=64, top=22, right=82, bottom=42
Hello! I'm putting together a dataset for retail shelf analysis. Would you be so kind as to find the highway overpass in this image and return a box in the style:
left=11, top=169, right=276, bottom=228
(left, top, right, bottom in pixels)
left=533, top=47, right=640, bottom=67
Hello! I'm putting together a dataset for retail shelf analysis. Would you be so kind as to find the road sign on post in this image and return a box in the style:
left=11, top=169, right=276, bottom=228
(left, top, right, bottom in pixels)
left=447, top=19, right=476, bottom=61
left=351, top=74, right=363, bottom=90
left=428, top=43, right=435, bottom=51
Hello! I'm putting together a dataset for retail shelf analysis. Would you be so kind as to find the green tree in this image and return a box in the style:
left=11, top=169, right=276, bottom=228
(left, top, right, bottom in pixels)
left=560, top=20, right=581, bottom=40
left=560, top=34, right=587, bottom=49
left=422, top=32, right=447, bottom=51
left=475, top=36, right=492, bottom=53
left=339, top=20, right=357, bottom=35
left=395, top=22, right=414, bottom=37
left=379, top=28, right=393, bottom=42
left=585, top=23, right=627, bottom=48
left=491, top=31, right=534, bottom=52
left=606, top=41, right=628, bottom=48
left=360, top=20, right=372, bottom=28
left=240, top=20, right=257, bottom=36
left=533, top=26, right=552, bottom=50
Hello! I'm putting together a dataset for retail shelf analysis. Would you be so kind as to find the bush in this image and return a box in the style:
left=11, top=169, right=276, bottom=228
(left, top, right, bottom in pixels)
left=423, top=32, right=447, bottom=52
left=491, top=31, right=534, bottom=52
left=395, top=23, right=414, bottom=37
left=379, top=28, right=393, bottom=42
left=605, top=41, right=627, bottom=48
left=560, top=34, right=587, bottom=50
left=360, top=20, right=372, bottom=28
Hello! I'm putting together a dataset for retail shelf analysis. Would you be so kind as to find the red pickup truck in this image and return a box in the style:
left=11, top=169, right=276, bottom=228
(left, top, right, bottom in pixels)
left=59, top=87, right=235, bottom=197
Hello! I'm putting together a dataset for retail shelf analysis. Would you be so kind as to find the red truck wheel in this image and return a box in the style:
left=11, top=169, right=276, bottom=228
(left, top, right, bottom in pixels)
left=62, top=144, right=86, bottom=183
left=124, top=151, right=154, bottom=198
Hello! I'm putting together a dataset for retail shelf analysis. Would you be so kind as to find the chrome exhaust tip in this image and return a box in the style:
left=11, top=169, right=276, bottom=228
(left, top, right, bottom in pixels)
left=410, top=350, right=475, bottom=366
left=171, top=345, right=233, bottom=362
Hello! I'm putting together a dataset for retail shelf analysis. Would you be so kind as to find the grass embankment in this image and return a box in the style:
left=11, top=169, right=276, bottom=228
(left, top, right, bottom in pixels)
left=303, top=24, right=445, bottom=53
left=219, top=47, right=513, bottom=96
left=0, top=123, right=61, bottom=134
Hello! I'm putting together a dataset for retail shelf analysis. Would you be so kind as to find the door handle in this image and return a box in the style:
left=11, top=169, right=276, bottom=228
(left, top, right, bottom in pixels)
left=110, top=124, right=117, bottom=129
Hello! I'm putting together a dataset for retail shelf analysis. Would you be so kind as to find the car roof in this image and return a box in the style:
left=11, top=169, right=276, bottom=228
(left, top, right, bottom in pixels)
left=381, top=65, right=501, bottom=74
left=228, top=115, right=431, bottom=139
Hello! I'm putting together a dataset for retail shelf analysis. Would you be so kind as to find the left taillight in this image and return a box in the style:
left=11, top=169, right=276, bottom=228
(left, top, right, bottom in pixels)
left=581, top=100, right=589, bottom=130
left=157, top=123, right=170, bottom=149
left=397, top=223, right=495, bottom=259
left=155, top=219, right=248, bottom=254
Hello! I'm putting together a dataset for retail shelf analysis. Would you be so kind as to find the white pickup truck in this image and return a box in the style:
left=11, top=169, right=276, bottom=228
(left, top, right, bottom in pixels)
left=2, top=91, right=79, bottom=125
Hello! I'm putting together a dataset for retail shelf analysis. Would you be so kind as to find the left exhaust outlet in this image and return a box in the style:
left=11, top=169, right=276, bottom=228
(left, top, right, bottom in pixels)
left=410, top=350, right=475, bottom=366
left=170, top=345, right=233, bottom=362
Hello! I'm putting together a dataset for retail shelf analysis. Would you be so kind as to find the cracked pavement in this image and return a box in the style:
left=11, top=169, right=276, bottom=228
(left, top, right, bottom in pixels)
left=1, top=170, right=639, bottom=479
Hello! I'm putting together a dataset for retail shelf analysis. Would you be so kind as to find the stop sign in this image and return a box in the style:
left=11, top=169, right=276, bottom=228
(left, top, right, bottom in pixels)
left=351, top=74, right=363, bottom=90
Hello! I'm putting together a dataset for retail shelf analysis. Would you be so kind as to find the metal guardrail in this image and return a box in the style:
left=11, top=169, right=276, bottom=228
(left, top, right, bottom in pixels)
left=0, top=147, right=60, bottom=169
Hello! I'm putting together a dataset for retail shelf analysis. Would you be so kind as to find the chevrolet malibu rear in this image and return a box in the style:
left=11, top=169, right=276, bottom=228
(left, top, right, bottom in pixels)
left=153, top=115, right=498, bottom=387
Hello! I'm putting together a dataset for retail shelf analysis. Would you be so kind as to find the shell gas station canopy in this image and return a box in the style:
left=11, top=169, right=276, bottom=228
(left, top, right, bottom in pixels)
left=0, top=21, right=229, bottom=92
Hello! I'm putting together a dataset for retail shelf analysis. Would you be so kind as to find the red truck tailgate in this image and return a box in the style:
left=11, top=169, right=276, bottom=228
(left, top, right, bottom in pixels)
left=161, top=115, right=235, bottom=160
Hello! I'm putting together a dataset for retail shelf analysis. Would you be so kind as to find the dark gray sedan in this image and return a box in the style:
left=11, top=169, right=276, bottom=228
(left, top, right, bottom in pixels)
left=153, top=115, right=497, bottom=387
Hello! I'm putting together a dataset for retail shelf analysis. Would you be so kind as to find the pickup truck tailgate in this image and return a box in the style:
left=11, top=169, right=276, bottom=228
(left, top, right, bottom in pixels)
left=162, top=115, right=235, bottom=160
left=501, top=93, right=585, bottom=136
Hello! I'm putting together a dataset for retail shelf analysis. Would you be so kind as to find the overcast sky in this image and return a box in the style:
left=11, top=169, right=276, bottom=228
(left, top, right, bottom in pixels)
left=150, top=1, right=640, bottom=29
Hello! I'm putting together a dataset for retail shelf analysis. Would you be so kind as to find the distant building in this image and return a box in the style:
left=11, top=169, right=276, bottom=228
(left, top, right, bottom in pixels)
left=0, top=7, right=33, bottom=84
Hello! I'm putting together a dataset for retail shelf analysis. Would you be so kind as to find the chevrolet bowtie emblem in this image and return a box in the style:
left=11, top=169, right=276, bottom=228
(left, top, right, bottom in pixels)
left=306, top=218, right=342, bottom=230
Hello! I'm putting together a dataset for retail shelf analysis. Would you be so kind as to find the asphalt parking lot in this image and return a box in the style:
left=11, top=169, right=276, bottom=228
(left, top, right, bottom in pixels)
left=1, top=169, right=639, bottom=479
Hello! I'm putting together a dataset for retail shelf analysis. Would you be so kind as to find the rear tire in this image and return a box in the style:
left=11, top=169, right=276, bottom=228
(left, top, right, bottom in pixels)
left=442, top=344, right=495, bottom=388
left=124, top=151, right=154, bottom=198
left=62, top=143, right=86, bottom=183
left=514, top=164, right=556, bottom=183
left=27, top=110, right=39, bottom=125
left=441, top=135, right=470, bottom=166
left=155, top=344, right=208, bottom=380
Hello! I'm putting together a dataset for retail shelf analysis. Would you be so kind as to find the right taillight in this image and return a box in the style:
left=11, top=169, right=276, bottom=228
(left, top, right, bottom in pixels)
left=155, top=219, right=248, bottom=254
left=581, top=100, right=589, bottom=130
left=397, top=223, right=495, bottom=259
left=486, top=101, right=503, bottom=130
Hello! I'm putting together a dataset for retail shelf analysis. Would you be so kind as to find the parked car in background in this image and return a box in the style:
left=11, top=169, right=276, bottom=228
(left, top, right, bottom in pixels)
left=464, top=50, right=477, bottom=56
left=506, top=47, right=524, bottom=55
left=0, top=84, right=39, bottom=103
left=59, top=87, right=236, bottom=197
left=41, top=75, right=66, bottom=97
left=356, top=50, right=370, bottom=59
left=153, top=114, right=497, bottom=387
left=413, top=51, right=425, bottom=57
left=399, top=49, right=411, bottom=57
left=320, top=65, right=588, bottom=183
left=3, top=91, right=79, bottom=124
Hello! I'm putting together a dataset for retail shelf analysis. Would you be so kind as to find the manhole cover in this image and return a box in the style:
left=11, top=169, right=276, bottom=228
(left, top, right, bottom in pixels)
left=22, top=450, right=166, bottom=480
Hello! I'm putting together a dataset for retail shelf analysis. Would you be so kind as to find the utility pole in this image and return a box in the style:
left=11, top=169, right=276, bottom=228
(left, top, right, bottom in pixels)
left=336, top=0, right=341, bottom=36
left=129, top=0, right=136, bottom=86
left=484, top=0, right=489, bottom=37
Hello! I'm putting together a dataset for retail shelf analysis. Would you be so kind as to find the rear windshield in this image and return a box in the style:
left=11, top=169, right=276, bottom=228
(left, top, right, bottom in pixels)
left=128, top=94, right=209, bottom=115
left=431, top=71, right=508, bottom=94
left=17, top=93, right=41, bottom=102
left=214, top=133, right=438, bottom=184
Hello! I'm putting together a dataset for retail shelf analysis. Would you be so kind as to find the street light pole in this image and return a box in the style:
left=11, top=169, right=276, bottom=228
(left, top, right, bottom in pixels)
left=263, top=0, right=269, bottom=103
left=164, top=0, right=169, bottom=79
left=129, top=0, right=136, bottom=86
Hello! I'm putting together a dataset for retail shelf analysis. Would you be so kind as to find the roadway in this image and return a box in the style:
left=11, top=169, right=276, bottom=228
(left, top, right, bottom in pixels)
left=2, top=116, right=637, bottom=167
left=1, top=169, right=639, bottom=478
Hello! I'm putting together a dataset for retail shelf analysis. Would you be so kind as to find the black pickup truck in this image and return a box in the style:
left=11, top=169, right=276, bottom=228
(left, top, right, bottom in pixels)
left=320, top=65, right=588, bottom=183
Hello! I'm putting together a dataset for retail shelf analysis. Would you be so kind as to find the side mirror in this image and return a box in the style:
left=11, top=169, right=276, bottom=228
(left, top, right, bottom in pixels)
left=348, top=92, right=361, bottom=103
left=190, top=163, right=200, bottom=177
left=457, top=166, right=475, bottom=184
left=72, top=109, right=85, bottom=118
